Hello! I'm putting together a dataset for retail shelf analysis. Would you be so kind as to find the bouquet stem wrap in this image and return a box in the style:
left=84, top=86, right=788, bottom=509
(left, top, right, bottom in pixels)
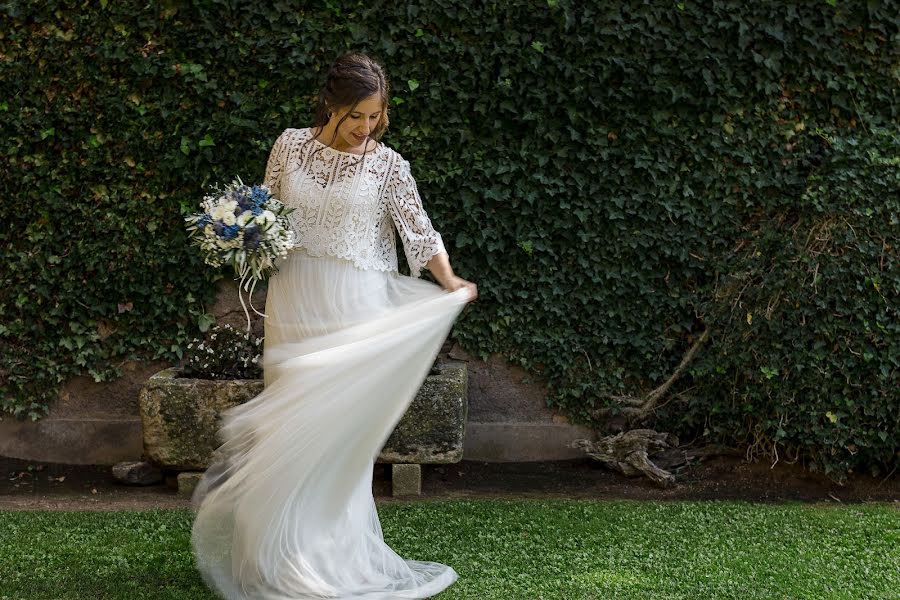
left=237, top=263, right=267, bottom=333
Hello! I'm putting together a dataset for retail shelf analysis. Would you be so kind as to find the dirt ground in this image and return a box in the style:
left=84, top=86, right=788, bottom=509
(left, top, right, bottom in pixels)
left=1, top=454, right=897, bottom=512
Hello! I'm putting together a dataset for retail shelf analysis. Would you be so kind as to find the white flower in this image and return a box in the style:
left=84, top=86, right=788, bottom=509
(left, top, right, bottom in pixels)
left=224, top=200, right=238, bottom=212
left=210, top=205, right=226, bottom=220
left=222, top=212, right=237, bottom=226
left=237, top=210, right=254, bottom=226
left=256, top=210, right=276, bottom=225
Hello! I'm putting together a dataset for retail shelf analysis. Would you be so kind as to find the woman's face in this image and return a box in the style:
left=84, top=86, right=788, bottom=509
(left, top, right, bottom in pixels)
left=329, top=94, right=383, bottom=151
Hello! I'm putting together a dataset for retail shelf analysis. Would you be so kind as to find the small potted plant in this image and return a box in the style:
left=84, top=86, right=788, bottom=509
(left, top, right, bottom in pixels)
left=180, top=322, right=263, bottom=381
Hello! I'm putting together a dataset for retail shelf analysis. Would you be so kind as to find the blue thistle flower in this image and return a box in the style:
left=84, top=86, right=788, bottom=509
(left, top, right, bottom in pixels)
left=235, top=185, right=251, bottom=204
left=222, top=224, right=240, bottom=241
left=243, top=224, right=261, bottom=250
left=250, top=186, right=269, bottom=206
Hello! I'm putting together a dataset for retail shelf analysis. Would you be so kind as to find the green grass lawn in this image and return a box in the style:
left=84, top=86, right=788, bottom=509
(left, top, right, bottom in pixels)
left=0, top=499, right=897, bottom=599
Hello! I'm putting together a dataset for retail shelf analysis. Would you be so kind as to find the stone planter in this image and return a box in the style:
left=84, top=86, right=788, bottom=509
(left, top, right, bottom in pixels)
left=138, top=361, right=468, bottom=496
left=378, top=360, right=468, bottom=495
left=138, top=367, right=265, bottom=471
left=379, top=360, right=468, bottom=464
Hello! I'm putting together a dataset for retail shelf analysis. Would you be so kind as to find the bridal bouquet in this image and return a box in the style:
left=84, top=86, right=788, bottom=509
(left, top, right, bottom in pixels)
left=185, top=175, right=295, bottom=329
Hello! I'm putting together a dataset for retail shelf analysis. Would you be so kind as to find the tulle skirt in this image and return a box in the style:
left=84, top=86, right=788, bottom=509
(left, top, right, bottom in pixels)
left=190, top=248, right=469, bottom=599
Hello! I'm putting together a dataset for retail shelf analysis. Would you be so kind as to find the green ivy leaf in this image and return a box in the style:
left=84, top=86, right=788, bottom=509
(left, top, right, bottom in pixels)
left=198, top=313, right=216, bottom=332
left=180, top=136, right=192, bottom=155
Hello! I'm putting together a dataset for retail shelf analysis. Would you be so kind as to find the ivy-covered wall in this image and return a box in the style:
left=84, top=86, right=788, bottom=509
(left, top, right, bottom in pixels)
left=1, top=1, right=896, bottom=481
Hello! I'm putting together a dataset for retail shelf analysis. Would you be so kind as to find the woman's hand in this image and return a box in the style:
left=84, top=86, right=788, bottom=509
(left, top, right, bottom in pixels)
left=443, top=275, right=478, bottom=303
left=425, top=251, right=478, bottom=303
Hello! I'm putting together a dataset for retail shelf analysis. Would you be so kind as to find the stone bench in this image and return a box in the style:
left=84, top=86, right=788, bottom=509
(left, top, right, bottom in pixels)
left=138, top=361, right=467, bottom=497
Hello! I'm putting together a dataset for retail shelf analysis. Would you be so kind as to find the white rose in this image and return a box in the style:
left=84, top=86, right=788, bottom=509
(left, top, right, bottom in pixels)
left=223, top=212, right=236, bottom=226
left=210, top=205, right=225, bottom=220
left=262, top=210, right=276, bottom=223
left=237, top=210, right=254, bottom=226
left=224, top=200, right=238, bottom=212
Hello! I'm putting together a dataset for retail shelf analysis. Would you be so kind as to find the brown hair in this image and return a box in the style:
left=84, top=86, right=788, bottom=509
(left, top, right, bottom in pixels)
left=307, top=52, right=391, bottom=163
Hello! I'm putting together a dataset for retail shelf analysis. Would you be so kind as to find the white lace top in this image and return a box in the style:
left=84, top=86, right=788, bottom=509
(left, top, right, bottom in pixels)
left=263, top=127, right=446, bottom=278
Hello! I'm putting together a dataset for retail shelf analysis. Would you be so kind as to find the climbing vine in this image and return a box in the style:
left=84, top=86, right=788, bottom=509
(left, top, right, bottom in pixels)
left=1, top=0, right=896, bottom=481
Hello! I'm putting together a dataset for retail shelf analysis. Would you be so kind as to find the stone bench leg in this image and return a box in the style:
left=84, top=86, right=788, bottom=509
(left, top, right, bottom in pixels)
left=177, top=471, right=204, bottom=497
left=391, top=464, right=421, bottom=496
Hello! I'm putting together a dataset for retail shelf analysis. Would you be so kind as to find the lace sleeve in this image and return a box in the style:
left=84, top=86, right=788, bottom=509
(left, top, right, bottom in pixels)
left=263, top=129, right=290, bottom=199
left=387, top=157, right=446, bottom=278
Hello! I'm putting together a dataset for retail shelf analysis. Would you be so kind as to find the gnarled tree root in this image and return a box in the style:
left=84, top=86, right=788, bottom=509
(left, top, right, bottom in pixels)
left=570, top=429, right=681, bottom=488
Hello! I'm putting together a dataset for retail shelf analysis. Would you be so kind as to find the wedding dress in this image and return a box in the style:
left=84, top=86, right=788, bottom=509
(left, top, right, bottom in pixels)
left=190, top=127, right=469, bottom=599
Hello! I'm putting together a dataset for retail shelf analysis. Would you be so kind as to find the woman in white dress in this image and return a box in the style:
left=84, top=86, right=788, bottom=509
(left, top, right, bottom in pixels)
left=190, top=52, right=478, bottom=599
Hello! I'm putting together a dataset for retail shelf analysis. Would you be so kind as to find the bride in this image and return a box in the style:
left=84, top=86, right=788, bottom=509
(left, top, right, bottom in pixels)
left=190, top=52, right=478, bottom=599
